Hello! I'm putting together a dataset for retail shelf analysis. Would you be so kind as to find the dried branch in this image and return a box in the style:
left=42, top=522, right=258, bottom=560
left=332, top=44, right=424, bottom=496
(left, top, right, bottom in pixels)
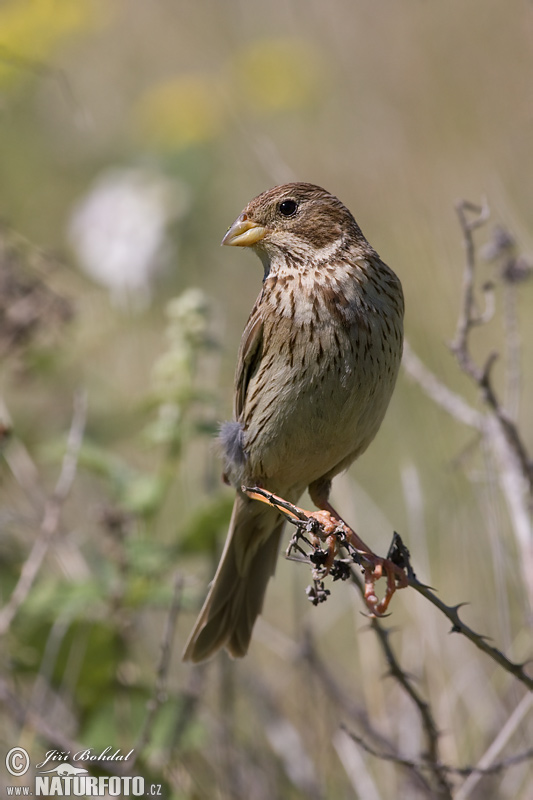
left=346, top=570, right=453, bottom=798
left=407, top=202, right=533, bottom=610
left=404, top=344, right=533, bottom=608
left=407, top=576, right=533, bottom=691
left=245, top=488, right=533, bottom=692
left=132, top=572, right=184, bottom=763
left=454, top=693, right=533, bottom=800
left=0, top=390, right=87, bottom=636
left=245, top=483, right=533, bottom=794
left=299, top=626, right=432, bottom=796
left=402, top=340, right=483, bottom=431
left=244, top=487, right=455, bottom=794
left=451, top=198, right=491, bottom=364
left=342, top=724, right=533, bottom=779
left=451, top=199, right=533, bottom=493
left=481, top=224, right=532, bottom=419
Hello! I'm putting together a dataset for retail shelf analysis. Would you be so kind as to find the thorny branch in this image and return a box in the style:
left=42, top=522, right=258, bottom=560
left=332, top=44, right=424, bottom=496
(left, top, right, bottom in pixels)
left=361, top=583, right=452, bottom=797
left=300, top=630, right=435, bottom=795
left=242, top=201, right=533, bottom=794
left=246, top=487, right=533, bottom=692
left=245, top=488, right=456, bottom=794
left=244, top=482, right=533, bottom=796
left=408, top=576, right=533, bottom=690
left=342, top=725, right=533, bottom=779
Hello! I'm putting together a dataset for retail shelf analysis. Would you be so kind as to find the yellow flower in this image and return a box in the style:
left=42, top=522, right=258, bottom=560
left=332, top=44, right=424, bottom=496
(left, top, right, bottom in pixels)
left=231, top=38, right=322, bottom=113
left=136, top=75, right=223, bottom=150
left=0, top=0, right=103, bottom=87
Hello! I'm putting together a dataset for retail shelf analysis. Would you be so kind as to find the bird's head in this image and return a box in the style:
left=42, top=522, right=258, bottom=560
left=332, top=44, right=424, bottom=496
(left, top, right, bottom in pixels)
left=222, top=182, right=367, bottom=274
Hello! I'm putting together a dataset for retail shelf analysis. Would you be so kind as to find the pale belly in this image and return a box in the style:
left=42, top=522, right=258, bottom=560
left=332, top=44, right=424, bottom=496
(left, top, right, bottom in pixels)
left=241, top=327, right=399, bottom=492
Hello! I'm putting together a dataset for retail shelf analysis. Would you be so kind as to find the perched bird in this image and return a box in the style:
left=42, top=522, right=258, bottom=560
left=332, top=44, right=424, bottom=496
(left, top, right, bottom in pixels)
left=183, top=182, right=404, bottom=663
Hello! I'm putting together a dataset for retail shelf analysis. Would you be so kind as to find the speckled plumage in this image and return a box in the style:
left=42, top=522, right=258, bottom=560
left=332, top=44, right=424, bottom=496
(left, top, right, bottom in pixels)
left=183, top=183, right=404, bottom=662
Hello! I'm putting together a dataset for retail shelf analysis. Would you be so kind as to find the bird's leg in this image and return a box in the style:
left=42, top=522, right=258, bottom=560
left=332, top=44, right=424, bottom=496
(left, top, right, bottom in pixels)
left=243, top=486, right=342, bottom=568
left=242, top=483, right=407, bottom=615
left=308, top=480, right=407, bottom=616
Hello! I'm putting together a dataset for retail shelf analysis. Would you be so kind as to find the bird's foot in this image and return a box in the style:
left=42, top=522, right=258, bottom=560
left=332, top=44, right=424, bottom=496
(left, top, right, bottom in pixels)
left=243, top=486, right=408, bottom=615
left=355, top=552, right=408, bottom=616
left=306, top=509, right=340, bottom=535
left=305, top=512, right=407, bottom=615
left=305, top=510, right=343, bottom=574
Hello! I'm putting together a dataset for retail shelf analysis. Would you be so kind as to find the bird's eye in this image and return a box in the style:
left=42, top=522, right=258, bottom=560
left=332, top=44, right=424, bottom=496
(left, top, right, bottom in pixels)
left=278, top=199, right=298, bottom=217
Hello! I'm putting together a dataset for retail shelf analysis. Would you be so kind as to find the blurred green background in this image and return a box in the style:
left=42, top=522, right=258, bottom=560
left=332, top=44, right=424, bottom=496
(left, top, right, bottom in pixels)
left=0, top=1, right=532, bottom=798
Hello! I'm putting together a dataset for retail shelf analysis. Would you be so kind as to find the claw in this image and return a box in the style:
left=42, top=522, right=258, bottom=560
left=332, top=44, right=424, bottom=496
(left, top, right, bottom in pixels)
left=244, top=486, right=408, bottom=615
left=355, top=552, right=408, bottom=615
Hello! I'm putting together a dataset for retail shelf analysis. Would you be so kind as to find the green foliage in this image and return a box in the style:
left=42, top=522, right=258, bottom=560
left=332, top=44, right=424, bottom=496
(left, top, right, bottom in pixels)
left=0, top=228, right=220, bottom=786
left=179, top=492, right=234, bottom=555
left=1, top=4, right=533, bottom=798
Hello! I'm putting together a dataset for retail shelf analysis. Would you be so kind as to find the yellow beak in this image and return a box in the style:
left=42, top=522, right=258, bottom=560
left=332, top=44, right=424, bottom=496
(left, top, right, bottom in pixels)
left=221, top=214, right=267, bottom=247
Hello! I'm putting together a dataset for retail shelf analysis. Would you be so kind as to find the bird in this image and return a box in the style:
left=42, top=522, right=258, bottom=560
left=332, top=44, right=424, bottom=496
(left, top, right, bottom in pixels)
left=183, top=182, right=404, bottom=663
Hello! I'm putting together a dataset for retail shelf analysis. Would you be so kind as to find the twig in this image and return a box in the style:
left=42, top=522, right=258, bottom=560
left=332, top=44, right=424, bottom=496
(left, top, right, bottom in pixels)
left=244, top=486, right=310, bottom=522
left=301, top=629, right=434, bottom=795
left=451, top=200, right=533, bottom=492
left=486, top=414, right=533, bottom=611
left=246, top=487, right=533, bottom=692
left=479, top=361, right=533, bottom=493
left=0, top=390, right=87, bottom=636
left=408, top=206, right=533, bottom=609
left=403, top=344, right=533, bottom=610
left=245, top=489, right=455, bottom=791
left=333, top=727, right=387, bottom=800
left=348, top=571, right=453, bottom=799
left=447, top=201, right=533, bottom=608
left=407, top=576, right=533, bottom=691
left=455, top=693, right=533, bottom=799
left=342, top=724, right=533, bottom=779
left=451, top=198, right=491, bottom=363
left=402, top=340, right=483, bottom=431
left=132, top=572, right=185, bottom=764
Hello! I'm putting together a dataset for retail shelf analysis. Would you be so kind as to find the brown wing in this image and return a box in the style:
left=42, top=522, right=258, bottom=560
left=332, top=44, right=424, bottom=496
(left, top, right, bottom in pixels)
left=234, top=297, right=264, bottom=420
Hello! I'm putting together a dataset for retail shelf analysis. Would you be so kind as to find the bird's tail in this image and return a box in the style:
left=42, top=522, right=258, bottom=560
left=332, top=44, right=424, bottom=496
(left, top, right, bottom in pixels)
left=182, top=492, right=285, bottom=663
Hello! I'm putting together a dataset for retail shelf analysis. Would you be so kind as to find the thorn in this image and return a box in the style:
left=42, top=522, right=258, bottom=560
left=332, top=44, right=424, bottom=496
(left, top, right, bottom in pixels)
left=409, top=579, right=437, bottom=591
left=450, top=602, right=470, bottom=614
left=450, top=625, right=461, bottom=634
